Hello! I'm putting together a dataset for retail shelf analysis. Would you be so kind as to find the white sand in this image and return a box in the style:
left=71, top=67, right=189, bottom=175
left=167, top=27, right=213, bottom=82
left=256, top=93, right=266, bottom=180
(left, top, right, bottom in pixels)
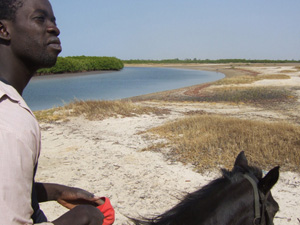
left=36, top=65, right=300, bottom=225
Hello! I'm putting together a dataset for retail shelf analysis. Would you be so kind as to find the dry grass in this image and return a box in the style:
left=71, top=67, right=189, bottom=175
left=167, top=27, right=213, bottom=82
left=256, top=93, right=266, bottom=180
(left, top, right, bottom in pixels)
left=259, top=74, right=290, bottom=79
left=34, top=108, right=69, bottom=122
left=34, top=100, right=169, bottom=122
left=280, top=70, right=297, bottom=73
left=186, top=74, right=295, bottom=104
left=196, top=86, right=294, bottom=104
left=214, top=74, right=290, bottom=86
left=147, top=114, right=300, bottom=172
left=214, top=75, right=258, bottom=85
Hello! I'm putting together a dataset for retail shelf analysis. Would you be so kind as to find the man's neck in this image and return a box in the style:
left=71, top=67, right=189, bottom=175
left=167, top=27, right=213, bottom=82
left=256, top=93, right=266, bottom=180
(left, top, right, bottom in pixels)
left=0, top=52, right=35, bottom=95
left=0, top=69, right=33, bottom=96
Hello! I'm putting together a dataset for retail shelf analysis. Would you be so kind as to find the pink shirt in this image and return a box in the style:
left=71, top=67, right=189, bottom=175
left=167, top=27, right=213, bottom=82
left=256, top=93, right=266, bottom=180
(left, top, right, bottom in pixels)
left=0, top=81, right=52, bottom=225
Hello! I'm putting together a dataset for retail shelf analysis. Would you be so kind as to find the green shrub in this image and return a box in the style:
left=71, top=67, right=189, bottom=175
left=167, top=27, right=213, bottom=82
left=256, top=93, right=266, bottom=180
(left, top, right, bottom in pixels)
left=37, top=56, right=124, bottom=75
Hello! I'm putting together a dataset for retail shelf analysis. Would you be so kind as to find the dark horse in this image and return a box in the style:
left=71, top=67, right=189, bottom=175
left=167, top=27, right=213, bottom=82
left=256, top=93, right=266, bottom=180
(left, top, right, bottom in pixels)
left=132, top=151, right=279, bottom=225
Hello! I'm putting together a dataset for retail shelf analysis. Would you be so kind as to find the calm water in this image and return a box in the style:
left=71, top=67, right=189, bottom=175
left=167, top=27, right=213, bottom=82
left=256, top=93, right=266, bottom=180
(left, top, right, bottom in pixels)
left=23, top=67, right=224, bottom=111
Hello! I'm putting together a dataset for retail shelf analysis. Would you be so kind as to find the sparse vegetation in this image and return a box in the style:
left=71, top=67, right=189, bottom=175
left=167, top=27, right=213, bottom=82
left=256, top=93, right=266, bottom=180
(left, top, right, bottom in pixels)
left=259, top=74, right=290, bottom=79
left=214, top=74, right=290, bottom=86
left=34, top=108, right=69, bottom=122
left=214, top=76, right=258, bottom=85
left=201, top=87, right=294, bottom=104
left=146, top=115, right=300, bottom=172
left=280, top=70, right=296, bottom=73
left=35, top=99, right=300, bottom=173
left=34, top=100, right=169, bottom=122
left=181, top=85, right=295, bottom=104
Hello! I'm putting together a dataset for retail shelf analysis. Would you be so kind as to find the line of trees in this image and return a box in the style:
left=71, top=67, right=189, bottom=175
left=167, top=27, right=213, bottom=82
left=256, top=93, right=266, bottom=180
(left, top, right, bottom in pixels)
left=35, top=57, right=299, bottom=75
left=123, top=58, right=300, bottom=64
left=37, top=56, right=124, bottom=75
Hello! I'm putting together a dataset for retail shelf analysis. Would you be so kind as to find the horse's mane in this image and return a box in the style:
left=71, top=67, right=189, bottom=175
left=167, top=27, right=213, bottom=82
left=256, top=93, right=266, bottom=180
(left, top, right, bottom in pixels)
left=132, top=165, right=262, bottom=225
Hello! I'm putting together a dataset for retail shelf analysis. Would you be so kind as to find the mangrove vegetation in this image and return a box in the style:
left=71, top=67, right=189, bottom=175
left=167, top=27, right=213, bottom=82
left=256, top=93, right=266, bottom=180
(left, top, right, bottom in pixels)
left=37, top=56, right=124, bottom=75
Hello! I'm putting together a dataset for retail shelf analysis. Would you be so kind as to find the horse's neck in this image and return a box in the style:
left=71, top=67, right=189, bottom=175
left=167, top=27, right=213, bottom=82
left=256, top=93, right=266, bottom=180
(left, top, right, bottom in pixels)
left=203, top=179, right=255, bottom=225
left=148, top=177, right=257, bottom=225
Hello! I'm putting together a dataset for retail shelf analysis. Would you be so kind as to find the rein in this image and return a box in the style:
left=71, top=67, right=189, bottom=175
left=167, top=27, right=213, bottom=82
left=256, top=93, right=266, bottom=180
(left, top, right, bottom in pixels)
left=243, top=174, right=273, bottom=225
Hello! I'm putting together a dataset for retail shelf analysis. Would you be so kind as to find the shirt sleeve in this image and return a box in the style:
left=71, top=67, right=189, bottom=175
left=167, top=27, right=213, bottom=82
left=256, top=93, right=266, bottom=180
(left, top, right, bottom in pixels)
left=0, top=129, right=37, bottom=225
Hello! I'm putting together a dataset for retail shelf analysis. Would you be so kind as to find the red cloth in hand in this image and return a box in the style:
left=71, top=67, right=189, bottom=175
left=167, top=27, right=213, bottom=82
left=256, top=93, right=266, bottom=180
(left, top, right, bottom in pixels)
left=97, top=197, right=115, bottom=225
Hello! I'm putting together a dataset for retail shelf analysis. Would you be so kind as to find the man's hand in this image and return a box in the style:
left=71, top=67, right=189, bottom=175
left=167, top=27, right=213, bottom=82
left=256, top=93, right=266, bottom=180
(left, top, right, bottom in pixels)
left=36, top=183, right=109, bottom=224
left=35, top=183, right=105, bottom=209
left=57, top=186, right=105, bottom=209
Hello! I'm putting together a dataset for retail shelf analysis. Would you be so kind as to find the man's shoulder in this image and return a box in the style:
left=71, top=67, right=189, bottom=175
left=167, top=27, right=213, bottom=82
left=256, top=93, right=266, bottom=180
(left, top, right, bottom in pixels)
left=0, top=81, right=22, bottom=102
left=0, top=93, right=39, bottom=136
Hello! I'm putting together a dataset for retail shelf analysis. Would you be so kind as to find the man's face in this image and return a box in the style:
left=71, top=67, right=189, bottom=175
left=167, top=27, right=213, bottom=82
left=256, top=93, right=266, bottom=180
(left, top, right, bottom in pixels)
left=7, top=0, right=62, bottom=69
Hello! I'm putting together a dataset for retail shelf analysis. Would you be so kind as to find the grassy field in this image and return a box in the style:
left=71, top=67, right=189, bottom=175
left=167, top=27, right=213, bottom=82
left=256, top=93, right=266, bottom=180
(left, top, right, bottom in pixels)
left=213, top=74, right=290, bottom=85
left=146, top=115, right=300, bottom=172
left=186, top=86, right=294, bottom=104
left=34, top=100, right=169, bottom=122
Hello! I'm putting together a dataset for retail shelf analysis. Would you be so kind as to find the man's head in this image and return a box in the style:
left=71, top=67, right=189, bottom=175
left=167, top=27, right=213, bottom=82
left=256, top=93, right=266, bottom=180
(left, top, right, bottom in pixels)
left=0, top=0, right=61, bottom=72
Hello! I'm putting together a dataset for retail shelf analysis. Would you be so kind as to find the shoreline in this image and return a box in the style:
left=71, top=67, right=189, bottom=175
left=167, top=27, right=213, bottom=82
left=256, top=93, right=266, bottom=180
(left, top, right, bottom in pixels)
left=125, top=62, right=300, bottom=78
left=32, top=70, right=115, bottom=80
left=29, top=65, right=226, bottom=111
left=124, top=63, right=300, bottom=102
left=30, top=63, right=298, bottom=109
left=32, top=62, right=300, bottom=81
left=32, top=63, right=229, bottom=81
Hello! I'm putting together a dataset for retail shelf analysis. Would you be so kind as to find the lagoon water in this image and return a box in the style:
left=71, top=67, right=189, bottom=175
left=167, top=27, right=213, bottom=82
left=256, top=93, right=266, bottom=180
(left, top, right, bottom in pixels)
left=23, top=67, right=224, bottom=111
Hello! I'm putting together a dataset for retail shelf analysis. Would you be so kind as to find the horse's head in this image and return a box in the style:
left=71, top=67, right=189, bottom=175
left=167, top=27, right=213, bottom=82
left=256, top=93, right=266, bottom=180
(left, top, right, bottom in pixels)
left=131, top=151, right=280, bottom=225
left=233, top=151, right=279, bottom=225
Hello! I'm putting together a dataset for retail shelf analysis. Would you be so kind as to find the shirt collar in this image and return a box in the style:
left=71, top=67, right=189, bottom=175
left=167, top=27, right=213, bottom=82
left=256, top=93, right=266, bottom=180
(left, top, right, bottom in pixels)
left=0, top=80, right=35, bottom=117
left=0, top=78, right=11, bottom=86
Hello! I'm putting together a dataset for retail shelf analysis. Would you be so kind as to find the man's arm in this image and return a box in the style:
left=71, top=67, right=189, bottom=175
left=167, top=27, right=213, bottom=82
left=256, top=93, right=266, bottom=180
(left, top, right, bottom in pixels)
left=0, top=129, right=36, bottom=224
left=35, top=183, right=105, bottom=225
left=35, top=183, right=105, bottom=208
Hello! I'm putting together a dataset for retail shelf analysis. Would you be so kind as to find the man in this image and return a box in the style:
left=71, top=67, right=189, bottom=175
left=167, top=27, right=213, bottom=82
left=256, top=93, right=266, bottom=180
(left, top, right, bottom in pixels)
left=0, top=0, right=113, bottom=224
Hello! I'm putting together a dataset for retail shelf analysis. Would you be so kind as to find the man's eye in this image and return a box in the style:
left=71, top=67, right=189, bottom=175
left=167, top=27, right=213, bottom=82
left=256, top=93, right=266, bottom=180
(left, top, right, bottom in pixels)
left=35, top=16, right=45, bottom=22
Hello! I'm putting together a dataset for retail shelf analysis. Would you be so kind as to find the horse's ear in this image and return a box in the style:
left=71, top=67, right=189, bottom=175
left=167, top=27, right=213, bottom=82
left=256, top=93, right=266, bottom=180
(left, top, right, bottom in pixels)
left=258, top=166, right=280, bottom=195
left=234, top=151, right=248, bottom=169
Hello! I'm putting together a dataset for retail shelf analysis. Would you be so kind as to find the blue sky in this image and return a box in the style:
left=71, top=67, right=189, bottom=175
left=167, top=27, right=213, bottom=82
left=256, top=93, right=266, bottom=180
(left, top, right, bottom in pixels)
left=50, top=0, right=300, bottom=60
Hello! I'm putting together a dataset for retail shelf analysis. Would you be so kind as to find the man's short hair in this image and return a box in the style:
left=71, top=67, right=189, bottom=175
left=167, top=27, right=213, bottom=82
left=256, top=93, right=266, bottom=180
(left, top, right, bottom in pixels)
left=0, top=0, right=23, bottom=21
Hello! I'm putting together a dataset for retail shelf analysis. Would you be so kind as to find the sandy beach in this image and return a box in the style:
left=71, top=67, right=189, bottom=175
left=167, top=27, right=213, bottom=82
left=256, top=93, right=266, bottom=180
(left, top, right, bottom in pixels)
left=36, top=63, right=300, bottom=224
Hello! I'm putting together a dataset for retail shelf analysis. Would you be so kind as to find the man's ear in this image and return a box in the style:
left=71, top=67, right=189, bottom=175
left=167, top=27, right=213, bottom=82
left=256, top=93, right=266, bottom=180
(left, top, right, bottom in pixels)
left=0, top=21, right=11, bottom=41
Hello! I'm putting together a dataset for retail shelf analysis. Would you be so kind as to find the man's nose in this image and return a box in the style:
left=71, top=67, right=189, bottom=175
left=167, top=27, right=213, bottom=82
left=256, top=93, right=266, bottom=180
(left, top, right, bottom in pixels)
left=47, top=25, right=60, bottom=36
